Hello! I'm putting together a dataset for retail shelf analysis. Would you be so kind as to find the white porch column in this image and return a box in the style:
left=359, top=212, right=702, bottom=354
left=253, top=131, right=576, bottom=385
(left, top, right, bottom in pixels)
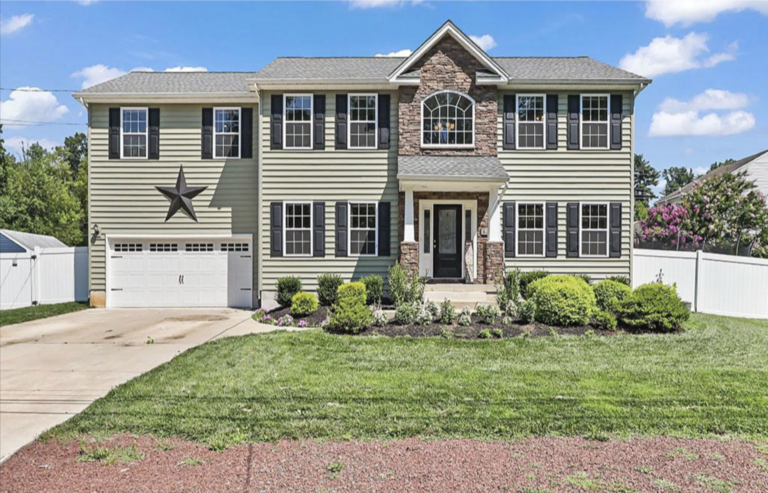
left=404, top=188, right=415, bottom=242
left=488, top=185, right=502, bottom=242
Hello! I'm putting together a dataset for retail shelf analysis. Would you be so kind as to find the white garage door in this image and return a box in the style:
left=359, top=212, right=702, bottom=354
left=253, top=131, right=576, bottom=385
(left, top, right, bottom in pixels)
left=108, top=239, right=252, bottom=308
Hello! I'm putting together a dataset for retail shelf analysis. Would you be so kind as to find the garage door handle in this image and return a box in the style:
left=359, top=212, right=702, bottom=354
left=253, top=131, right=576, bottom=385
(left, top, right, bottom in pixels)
left=111, top=256, right=122, bottom=259
left=241, top=255, right=251, bottom=258
left=240, top=288, right=252, bottom=291
left=111, top=288, right=123, bottom=291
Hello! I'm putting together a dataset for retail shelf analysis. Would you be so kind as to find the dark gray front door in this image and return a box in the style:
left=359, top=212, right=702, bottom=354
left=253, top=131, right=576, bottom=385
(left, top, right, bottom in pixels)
left=433, top=205, right=462, bottom=278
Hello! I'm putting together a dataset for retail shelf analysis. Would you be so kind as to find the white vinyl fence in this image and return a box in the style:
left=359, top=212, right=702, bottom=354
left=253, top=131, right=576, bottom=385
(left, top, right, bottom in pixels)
left=0, top=247, right=88, bottom=310
left=633, top=249, right=768, bottom=319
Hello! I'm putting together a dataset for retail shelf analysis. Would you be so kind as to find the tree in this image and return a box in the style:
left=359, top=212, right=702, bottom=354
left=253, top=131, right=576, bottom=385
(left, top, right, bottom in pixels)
left=634, top=154, right=659, bottom=206
left=662, top=166, right=695, bottom=197
left=709, top=158, right=735, bottom=172
left=639, top=203, right=701, bottom=249
left=634, top=201, right=649, bottom=222
left=62, top=132, right=87, bottom=175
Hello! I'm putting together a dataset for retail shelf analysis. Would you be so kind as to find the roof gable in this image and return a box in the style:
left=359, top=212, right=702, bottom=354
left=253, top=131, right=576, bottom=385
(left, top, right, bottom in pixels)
left=388, top=20, right=508, bottom=84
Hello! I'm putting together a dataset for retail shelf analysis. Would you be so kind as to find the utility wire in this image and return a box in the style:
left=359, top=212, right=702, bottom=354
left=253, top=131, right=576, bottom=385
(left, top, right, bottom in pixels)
left=0, top=87, right=79, bottom=93
left=1, top=119, right=86, bottom=126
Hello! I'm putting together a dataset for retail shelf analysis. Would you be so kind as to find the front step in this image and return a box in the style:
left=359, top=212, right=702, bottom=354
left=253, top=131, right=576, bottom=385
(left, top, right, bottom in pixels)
left=424, top=283, right=497, bottom=309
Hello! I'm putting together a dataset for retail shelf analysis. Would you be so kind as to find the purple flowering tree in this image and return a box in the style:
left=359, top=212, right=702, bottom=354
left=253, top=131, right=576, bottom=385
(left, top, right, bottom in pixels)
left=639, top=203, right=701, bottom=250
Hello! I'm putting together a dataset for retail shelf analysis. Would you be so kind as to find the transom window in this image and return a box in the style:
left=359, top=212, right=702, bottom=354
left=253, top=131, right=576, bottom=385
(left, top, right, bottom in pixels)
left=284, top=202, right=312, bottom=256
left=581, top=95, right=609, bottom=149
left=214, top=108, right=240, bottom=159
left=349, top=94, right=377, bottom=149
left=422, top=91, right=474, bottom=147
left=221, top=243, right=249, bottom=252
left=185, top=243, right=214, bottom=252
left=349, top=202, right=377, bottom=256
left=581, top=203, right=608, bottom=257
left=121, top=108, right=147, bottom=159
left=517, top=203, right=545, bottom=256
left=149, top=243, right=178, bottom=252
left=517, top=95, right=545, bottom=149
left=114, top=243, right=142, bottom=253
left=284, top=95, right=312, bottom=150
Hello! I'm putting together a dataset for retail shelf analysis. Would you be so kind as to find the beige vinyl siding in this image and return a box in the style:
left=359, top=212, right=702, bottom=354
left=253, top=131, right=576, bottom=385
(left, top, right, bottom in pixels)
left=498, top=91, right=634, bottom=279
left=260, top=92, right=399, bottom=295
left=88, top=103, right=259, bottom=294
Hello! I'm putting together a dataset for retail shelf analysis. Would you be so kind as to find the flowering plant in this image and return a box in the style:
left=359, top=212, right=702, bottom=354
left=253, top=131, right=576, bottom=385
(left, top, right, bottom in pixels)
left=639, top=203, right=701, bottom=248
left=277, top=314, right=295, bottom=327
left=297, top=319, right=307, bottom=328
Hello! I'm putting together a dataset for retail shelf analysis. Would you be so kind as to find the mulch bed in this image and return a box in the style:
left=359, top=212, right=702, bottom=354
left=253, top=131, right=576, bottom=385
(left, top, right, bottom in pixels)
left=266, top=306, right=329, bottom=327
left=359, top=319, right=611, bottom=339
left=1, top=435, right=766, bottom=492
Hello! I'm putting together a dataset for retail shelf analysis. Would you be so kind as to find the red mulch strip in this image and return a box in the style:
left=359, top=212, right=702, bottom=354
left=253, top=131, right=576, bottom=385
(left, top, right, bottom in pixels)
left=1, top=435, right=766, bottom=492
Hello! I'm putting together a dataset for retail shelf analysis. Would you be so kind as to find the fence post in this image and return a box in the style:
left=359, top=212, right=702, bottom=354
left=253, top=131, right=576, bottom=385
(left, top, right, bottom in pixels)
left=32, top=246, right=41, bottom=305
left=693, top=249, right=704, bottom=313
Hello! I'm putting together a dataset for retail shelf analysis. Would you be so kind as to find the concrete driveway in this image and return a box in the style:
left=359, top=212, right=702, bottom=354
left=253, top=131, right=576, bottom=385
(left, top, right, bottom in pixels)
left=0, top=308, right=273, bottom=462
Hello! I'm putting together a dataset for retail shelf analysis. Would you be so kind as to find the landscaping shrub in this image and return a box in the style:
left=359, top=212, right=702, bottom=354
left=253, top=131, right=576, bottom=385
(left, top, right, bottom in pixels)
left=475, top=304, right=500, bottom=325
left=495, top=269, right=521, bottom=315
left=371, top=307, right=388, bottom=327
left=501, top=316, right=513, bottom=326
left=415, top=305, right=433, bottom=326
left=290, top=292, right=318, bottom=317
left=519, top=299, right=535, bottom=324
left=606, top=275, right=631, bottom=286
left=520, top=271, right=548, bottom=299
left=439, top=299, right=456, bottom=324
left=317, top=274, right=343, bottom=306
left=576, top=274, right=592, bottom=285
left=593, top=309, right=618, bottom=331
left=592, top=280, right=632, bottom=314
left=325, top=282, right=371, bottom=334
left=457, top=308, right=472, bottom=326
left=387, top=264, right=425, bottom=307
left=276, top=277, right=302, bottom=307
left=426, top=300, right=440, bottom=318
left=530, top=275, right=596, bottom=327
left=362, top=275, right=383, bottom=306
left=492, top=328, right=503, bottom=338
left=393, top=303, right=418, bottom=325
left=478, top=329, right=492, bottom=339
left=618, top=283, right=690, bottom=333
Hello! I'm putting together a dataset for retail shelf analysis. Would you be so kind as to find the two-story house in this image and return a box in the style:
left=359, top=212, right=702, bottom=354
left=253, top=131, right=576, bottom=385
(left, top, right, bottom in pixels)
left=74, top=21, right=650, bottom=309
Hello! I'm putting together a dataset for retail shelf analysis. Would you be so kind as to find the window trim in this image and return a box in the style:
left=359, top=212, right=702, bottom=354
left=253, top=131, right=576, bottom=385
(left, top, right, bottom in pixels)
left=347, top=93, right=378, bottom=150
left=212, top=107, right=241, bottom=159
left=119, top=107, right=149, bottom=160
left=420, top=90, right=476, bottom=149
left=515, top=201, right=546, bottom=258
left=282, top=201, right=314, bottom=258
left=579, top=94, right=610, bottom=151
left=515, top=94, right=547, bottom=151
left=283, top=94, right=314, bottom=151
left=348, top=201, right=379, bottom=257
left=579, top=201, right=610, bottom=258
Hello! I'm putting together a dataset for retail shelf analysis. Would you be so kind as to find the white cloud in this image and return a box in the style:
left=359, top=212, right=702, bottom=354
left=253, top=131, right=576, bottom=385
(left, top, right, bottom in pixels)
left=164, top=66, right=208, bottom=72
left=0, top=88, right=69, bottom=128
left=0, top=13, right=34, bottom=35
left=375, top=49, right=412, bottom=58
left=469, top=34, right=497, bottom=51
left=645, top=0, right=768, bottom=27
left=619, top=32, right=736, bottom=78
left=71, top=64, right=126, bottom=89
left=348, top=0, right=422, bottom=8
left=659, top=89, right=750, bottom=113
left=4, top=137, right=59, bottom=156
left=650, top=110, right=755, bottom=137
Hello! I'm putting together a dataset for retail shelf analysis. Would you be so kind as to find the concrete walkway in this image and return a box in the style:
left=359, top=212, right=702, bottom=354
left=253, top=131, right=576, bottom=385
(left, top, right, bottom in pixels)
left=0, top=308, right=275, bottom=462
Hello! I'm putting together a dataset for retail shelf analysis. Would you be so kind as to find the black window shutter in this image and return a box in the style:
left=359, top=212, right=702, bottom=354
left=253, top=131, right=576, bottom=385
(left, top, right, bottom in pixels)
left=503, top=202, right=516, bottom=258
left=610, top=94, right=623, bottom=150
left=546, top=95, right=558, bottom=150
left=567, top=95, right=580, bottom=150
left=108, top=108, right=120, bottom=159
left=270, top=95, right=283, bottom=150
left=313, top=95, right=325, bottom=150
left=241, top=107, right=253, bottom=159
left=378, top=94, right=390, bottom=150
left=503, top=95, right=516, bottom=150
left=270, top=202, right=283, bottom=257
left=546, top=202, right=558, bottom=258
left=148, top=108, right=160, bottom=160
left=201, top=108, right=213, bottom=159
left=335, top=201, right=348, bottom=257
left=566, top=203, right=580, bottom=257
left=335, top=94, right=348, bottom=150
left=313, top=201, right=325, bottom=257
left=378, top=201, right=391, bottom=256
left=610, top=202, right=622, bottom=258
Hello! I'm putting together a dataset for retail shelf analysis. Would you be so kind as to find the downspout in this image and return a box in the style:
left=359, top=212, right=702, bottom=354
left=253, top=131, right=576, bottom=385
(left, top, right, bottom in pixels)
left=254, top=84, right=264, bottom=308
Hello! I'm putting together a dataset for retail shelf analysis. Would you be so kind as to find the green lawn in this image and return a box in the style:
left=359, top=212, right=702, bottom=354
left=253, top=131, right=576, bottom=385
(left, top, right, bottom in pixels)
left=47, top=314, right=768, bottom=447
left=0, top=302, right=87, bottom=327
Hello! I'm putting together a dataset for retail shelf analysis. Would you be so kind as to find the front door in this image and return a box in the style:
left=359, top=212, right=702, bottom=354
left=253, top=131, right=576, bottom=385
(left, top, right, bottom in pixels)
left=433, top=205, right=462, bottom=278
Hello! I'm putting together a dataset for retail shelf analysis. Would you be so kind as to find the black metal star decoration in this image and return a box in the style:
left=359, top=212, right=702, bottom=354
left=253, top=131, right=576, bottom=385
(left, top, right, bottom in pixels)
left=155, top=165, right=207, bottom=222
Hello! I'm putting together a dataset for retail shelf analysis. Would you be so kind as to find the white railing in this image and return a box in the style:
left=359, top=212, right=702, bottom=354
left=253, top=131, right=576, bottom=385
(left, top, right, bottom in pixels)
left=0, top=247, right=88, bottom=310
left=633, top=249, right=768, bottom=319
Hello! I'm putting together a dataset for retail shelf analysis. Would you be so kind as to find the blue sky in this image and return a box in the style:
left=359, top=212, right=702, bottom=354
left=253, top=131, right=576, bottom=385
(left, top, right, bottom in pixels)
left=2, top=0, right=767, bottom=195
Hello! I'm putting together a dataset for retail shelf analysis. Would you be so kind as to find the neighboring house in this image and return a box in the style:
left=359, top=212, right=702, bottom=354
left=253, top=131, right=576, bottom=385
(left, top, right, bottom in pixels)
left=0, top=229, right=67, bottom=254
left=73, top=21, right=650, bottom=309
left=658, top=149, right=768, bottom=205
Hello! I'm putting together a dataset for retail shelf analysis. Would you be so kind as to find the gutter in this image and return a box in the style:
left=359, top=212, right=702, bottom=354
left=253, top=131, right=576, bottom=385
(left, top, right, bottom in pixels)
left=397, top=174, right=509, bottom=184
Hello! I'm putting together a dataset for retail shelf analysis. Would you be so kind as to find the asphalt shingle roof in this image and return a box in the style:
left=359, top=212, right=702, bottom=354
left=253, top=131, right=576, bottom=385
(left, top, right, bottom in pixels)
left=494, top=57, right=647, bottom=81
left=0, top=229, right=67, bottom=250
left=251, top=57, right=406, bottom=81
left=398, top=155, right=509, bottom=181
left=75, top=72, right=258, bottom=95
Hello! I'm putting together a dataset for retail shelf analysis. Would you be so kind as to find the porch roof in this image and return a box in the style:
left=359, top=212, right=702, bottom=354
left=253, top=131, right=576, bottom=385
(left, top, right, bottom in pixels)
left=397, top=155, right=509, bottom=183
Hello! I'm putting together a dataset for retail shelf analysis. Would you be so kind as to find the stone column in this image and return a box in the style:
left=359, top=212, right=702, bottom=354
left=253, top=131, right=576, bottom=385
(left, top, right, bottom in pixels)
left=400, top=187, right=419, bottom=273
left=485, top=185, right=504, bottom=283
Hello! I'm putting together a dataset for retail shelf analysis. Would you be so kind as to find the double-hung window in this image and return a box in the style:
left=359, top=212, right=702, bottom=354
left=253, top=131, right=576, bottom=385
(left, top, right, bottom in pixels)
left=516, top=203, right=545, bottom=256
left=121, top=108, right=148, bottom=159
left=284, top=202, right=312, bottom=256
left=349, top=94, right=377, bottom=149
left=284, top=95, right=312, bottom=150
left=214, top=108, right=240, bottom=158
left=580, top=203, right=608, bottom=257
left=516, top=95, right=545, bottom=149
left=349, top=202, right=377, bottom=256
left=581, top=95, right=609, bottom=149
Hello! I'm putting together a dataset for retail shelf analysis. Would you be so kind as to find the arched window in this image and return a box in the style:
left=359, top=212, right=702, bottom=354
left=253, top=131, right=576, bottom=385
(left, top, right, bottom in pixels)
left=422, top=91, right=475, bottom=147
